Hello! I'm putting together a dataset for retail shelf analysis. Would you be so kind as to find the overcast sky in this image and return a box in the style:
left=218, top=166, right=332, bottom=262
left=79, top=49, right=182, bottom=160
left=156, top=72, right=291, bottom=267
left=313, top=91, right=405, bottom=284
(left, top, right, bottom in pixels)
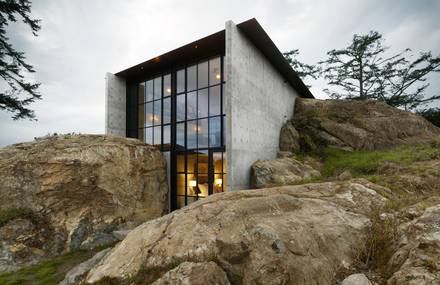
left=1, top=0, right=439, bottom=146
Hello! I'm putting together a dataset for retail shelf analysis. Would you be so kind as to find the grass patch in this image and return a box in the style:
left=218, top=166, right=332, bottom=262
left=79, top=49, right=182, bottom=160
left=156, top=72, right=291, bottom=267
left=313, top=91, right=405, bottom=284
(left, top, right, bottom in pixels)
left=0, top=250, right=95, bottom=285
left=320, top=142, right=440, bottom=177
left=0, top=208, right=39, bottom=228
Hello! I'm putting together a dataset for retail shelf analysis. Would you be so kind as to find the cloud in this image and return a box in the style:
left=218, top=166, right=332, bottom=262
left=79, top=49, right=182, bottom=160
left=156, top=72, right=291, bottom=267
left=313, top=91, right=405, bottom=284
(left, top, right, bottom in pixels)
left=1, top=0, right=439, bottom=146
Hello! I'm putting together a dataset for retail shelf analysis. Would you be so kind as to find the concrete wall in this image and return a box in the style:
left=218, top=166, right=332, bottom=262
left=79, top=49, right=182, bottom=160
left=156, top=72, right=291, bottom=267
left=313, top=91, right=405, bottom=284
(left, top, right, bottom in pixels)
left=224, top=21, right=299, bottom=190
left=105, top=72, right=126, bottom=136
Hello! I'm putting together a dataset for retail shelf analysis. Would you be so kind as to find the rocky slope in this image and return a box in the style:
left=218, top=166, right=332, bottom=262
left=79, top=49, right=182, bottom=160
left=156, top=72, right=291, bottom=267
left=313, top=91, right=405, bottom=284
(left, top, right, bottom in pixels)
left=85, top=179, right=388, bottom=284
left=286, top=99, right=440, bottom=152
left=0, top=135, right=168, bottom=273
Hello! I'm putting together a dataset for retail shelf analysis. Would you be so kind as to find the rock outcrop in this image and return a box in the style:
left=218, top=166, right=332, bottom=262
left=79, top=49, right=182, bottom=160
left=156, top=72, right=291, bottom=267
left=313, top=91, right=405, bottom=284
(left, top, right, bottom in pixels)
left=387, top=204, right=440, bottom=284
left=284, top=99, right=440, bottom=151
left=250, top=156, right=320, bottom=188
left=86, top=179, right=388, bottom=284
left=0, top=135, right=168, bottom=272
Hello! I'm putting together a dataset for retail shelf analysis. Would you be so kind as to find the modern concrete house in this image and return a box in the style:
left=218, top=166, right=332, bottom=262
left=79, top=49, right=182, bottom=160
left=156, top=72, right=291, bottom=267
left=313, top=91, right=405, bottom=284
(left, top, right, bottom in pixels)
left=105, top=18, right=313, bottom=210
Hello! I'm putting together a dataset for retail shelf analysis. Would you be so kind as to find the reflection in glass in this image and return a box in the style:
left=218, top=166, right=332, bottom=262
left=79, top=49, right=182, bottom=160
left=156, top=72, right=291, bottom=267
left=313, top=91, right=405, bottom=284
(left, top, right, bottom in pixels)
left=138, top=82, right=145, bottom=105
left=187, top=120, right=197, bottom=149
left=187, top=91, right=197, bottom=120
left=187, top=152, right=197, bottom=173
left=177, top=174, right=185, bottom=196
left=146, top=80, right=154, bottom=102
left=153, top=100, right=161, bottom=125
left=198, top=89, right=208, bottom=118
left=209, top=57, right=221, bottom=85
left=145, top=128, right=153, bottom=144
left=209, top=117, right=221, bottom=147
left=213, top=152, right=222, bottom=173
left=187, top=65, right=197, bottom=92
left=223, top=152, right=227, bottom=173
left=177, top=69, right=185, bottom=94
left=177, top=153, right=185, bottom=173
left=163, top=125, right=170, bottom=145
left=209, top=85, right=221, bottom=116
left=176, top=94, right=185, bottom=122
left=154, top=77, right=162, bottom=99
left=153, top=126, right=161, bottom=145
left=176, top=122, right=185, bottom=147
left=145, top=102, right=153, bottom=127
left=198, top=151, right=208, bottom=173
left=198, top=118, right=209, bottom=148
left=198, top=61, right=208, bottom=89
left=163, top=74, right=171, bottom=96
left=163, top=97, right=171, bottom=124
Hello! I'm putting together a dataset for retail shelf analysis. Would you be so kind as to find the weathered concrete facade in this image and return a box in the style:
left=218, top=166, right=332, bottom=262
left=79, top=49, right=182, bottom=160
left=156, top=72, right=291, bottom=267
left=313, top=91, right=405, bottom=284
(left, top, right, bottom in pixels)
left=105, top=72, right=126, bottom=136
left=224, top=21, right=299, bottom=190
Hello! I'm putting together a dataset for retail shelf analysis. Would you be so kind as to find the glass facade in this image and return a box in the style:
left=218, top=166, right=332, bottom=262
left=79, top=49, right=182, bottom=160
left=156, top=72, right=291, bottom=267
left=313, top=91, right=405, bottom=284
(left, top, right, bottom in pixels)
left=136, top=56, right=226, bottom=210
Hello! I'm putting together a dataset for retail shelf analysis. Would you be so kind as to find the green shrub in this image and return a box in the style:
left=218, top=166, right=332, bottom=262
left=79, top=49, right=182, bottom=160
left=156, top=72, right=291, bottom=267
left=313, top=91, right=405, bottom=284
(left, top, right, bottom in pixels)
left=0, top=208, right=39, bottom=227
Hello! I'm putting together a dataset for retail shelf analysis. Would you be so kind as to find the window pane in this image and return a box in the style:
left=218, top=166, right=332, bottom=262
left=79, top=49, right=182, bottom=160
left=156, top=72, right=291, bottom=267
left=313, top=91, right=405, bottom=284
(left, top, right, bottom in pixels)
left=177, top=69, right=185, bottom=94
left=187, top=152, right=197, bottom=173
left=163, top=125, right=170, bottom=145
left=153, top=126, right=161, bottom=145
left=198, top=61, right=208, bottom=89
left=222, top=116, right=226, bottom=146
left=138, top=82, right=145, bottom=105
left=187, top=65, right=197, bottom=91
left=223, top=152, right=227, bottom=173
left=187, top=120, right=197, bottom=149
left=163, top=74, right=171, bottom=96
left=154, top=100, right=161, bottom=125
left=176, top=94, right=185, bottom=122
left=138, top=103, right=145, bottom=129
left=187, top=173, right=197, bottom=197
left=209, top=85, right=221, bottom=116
left=213, top=152, right=222, bottom=173
left=198, top=150, right=208, bottom=174
left=176, top=122, right=185, bottom=148
left=209, top=116, right=221, bottom=147
left=198, top=89, right=208, bottom=118
left=177, top=174, right=185, bottom=196
left=163, top=97, right=171, bottom=124
left=222, top=174, right=226, bottom=192
left=145, top=127, right=153, bottom=144
left=176, top=196, right=186, bottom=209
left=177, top=153, right=185, bottom=173
left=154, top=77, right=162, bottom=99
left=187, top=91, right=197, bottom=120
left=198, top=118, right=209, bottom=148
left=214, top=173, right=223, bottom=193
left=197, top=173, right=208, bottom=198
left=145, top=102, right=153, bottom=127
left=209, top=57, right=221, bottom=85
left=146, top=80, right=154, bottom=102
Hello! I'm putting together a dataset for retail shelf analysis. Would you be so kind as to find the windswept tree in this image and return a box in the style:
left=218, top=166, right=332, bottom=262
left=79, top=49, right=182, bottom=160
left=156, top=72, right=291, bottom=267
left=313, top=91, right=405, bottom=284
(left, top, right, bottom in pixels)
left=0, top=0, right=41, bottom=120
left=283, top=49, right=320, bottom=87
left=320, top=31, right=440, bottom=110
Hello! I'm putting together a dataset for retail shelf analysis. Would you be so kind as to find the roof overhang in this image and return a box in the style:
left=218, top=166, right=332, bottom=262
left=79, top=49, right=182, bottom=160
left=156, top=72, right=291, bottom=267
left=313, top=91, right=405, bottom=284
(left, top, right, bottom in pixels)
left=115, top=18, right=314, bottom=98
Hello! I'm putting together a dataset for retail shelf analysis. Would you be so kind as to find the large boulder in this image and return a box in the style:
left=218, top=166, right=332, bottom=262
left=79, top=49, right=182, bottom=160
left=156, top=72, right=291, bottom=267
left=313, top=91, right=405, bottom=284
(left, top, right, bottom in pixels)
left=291, top=99, right=440, bottom=151
left=250, top=156, right=320, bottom=188
left=86, top=179, right=388, bottom=284
left=0, top=134, right=168, bottom=272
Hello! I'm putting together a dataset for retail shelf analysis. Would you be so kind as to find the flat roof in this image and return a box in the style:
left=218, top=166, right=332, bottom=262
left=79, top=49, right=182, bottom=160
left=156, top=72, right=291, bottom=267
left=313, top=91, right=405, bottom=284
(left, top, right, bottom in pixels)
left=116, top=18, right=314, bottom=99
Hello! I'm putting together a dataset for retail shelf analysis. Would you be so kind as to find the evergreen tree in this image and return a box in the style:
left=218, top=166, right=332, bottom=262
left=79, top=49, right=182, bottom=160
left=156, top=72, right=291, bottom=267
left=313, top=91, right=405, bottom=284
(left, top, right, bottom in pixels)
left=320, top=31, right=440, bottom=110
left=283, top=49, right=320, bottom=87
left=0, top=0, right=41, bottom=120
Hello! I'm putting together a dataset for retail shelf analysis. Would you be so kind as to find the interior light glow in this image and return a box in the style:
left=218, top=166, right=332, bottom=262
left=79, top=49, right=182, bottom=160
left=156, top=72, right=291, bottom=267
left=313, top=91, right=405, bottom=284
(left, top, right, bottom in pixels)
left=189, top=180, right=197, bottom=187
